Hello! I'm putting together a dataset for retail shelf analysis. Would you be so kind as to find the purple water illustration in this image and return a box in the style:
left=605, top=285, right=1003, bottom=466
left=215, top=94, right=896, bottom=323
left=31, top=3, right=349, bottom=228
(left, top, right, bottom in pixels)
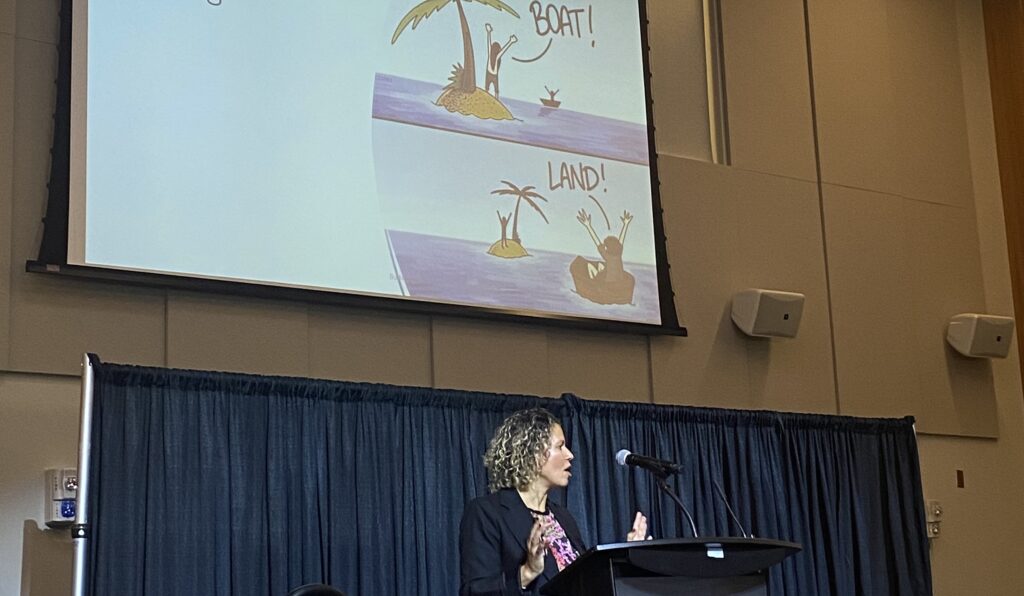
left=387, top=230, right=661, bottom=325
left=372, top=73, right=650, bottom=166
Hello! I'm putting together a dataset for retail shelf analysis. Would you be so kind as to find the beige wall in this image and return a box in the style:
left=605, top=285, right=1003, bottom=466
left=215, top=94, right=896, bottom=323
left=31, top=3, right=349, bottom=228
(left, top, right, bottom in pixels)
left=1, top=0, right=1022, bottom=594
left=0, top=372, right=80, bottom=596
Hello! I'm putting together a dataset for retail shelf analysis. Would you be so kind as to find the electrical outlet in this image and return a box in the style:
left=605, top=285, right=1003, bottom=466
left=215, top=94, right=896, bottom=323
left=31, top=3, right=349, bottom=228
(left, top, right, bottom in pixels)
left=925, top=500, right=943, bottom=539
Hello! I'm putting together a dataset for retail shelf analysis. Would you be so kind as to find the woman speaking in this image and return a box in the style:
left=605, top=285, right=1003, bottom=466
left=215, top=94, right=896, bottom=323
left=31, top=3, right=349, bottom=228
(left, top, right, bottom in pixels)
left=459, top=409, right=648, bottom=595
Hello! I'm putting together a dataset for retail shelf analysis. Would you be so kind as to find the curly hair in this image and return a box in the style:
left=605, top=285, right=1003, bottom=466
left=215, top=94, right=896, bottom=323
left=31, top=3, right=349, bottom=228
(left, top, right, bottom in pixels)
left=483, top=408, right=560, bottom=493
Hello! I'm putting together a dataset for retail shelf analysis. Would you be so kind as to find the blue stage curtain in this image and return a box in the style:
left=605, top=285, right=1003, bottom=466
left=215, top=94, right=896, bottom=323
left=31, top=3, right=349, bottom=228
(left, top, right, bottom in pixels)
left=562, top=396, right=932, bottom=595
left=86, top=362, right=930, bottom=595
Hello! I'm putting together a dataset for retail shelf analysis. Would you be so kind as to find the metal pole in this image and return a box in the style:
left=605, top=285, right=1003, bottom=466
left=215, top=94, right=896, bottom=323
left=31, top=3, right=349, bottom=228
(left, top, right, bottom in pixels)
left=71, top=353, right=96, bottom=596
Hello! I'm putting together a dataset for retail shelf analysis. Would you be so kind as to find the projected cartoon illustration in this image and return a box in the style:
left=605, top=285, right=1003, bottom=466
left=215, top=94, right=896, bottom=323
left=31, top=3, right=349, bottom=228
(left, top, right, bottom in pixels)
left=571, top=209, right=635, bottom=305
left=78, top=1, right=664, bottom=326
left=541, top=86, right=560, bottom=108
left=373, top=0, right=659, bottom=323
left=483, top=23, right=518, bottom=102
left=488, top=181, right=549, bottom=258
left=391, top=1, right=520, bottom=120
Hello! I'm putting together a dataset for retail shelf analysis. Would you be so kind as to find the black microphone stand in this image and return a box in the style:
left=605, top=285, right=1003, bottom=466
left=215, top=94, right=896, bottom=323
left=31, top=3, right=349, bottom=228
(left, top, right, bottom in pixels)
left=713, top=479, right=752, bottom=538
left=652, top=471, right=699, bottom=538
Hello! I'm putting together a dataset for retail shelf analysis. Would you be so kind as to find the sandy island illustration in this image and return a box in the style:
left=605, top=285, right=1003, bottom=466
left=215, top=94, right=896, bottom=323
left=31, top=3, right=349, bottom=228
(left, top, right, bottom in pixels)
left=391, top=0, right=520, bottom=120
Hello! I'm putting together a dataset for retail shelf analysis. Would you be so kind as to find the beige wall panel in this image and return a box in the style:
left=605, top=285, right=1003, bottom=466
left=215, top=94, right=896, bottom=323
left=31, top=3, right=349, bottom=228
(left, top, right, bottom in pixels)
left=827, top=189, right=995, bottom=436
left=1, top=33, right=13, bottom=370
left=14, top=0, right=57, bottom=44
left=918, top=432, right=1024, bottom=596
left=9, top=276, right=166, bottom=374
left=809, top=0, right=973, bottom=208
left=0, top=0, right=13, bottom=36
left=431, top=317, right=551, bottom=397
left=20, top=521, right=73, bottom=596
left=956, top=0, right=1019, bottom=319
left=308, top=306, right=432, bottom=387
left=546, top=330, right=650, bottom=403
left=651, top=318, right=750, bottom=408
left=904, top=200, right=995, bottom=436
left=720, top=0, right=817, bottom=181
left=9, top=37, right=165, bottom=375
left=652, top=158, right=834, bottom=412
left=651, top=157, right=750, bottom=407
left=807, top=0, right=893, bottom=191
left=166, top=292, right=308, bottom=376
left=646, top=0, right=712, bottom=161
left=823, top=185, right=919, bottom=417
left=0, top=373, right=80, bottom=594
left=729, top=173, right=835, bottom=413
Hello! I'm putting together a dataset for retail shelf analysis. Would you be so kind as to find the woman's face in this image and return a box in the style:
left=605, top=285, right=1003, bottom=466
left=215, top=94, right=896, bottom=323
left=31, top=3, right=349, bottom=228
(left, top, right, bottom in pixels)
left=537, top=423, right=574, bottom=489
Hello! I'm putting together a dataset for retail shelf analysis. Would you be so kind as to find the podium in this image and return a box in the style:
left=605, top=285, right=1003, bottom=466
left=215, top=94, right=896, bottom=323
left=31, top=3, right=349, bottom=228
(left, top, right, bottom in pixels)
left=540, top=537, right=801, bottom=596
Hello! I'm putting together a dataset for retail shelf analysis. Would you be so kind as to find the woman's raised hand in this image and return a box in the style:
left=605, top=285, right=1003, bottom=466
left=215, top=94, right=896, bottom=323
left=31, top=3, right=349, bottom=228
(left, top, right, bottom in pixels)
left=520, top=516, right=548, bottom=587
left=626, top=511, right=649, bottom=542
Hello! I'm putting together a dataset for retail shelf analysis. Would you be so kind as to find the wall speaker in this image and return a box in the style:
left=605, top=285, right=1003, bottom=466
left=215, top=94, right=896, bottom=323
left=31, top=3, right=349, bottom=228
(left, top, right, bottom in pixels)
left=731, top=289, right=805, bottom=338
left=946, top=313, right=1015, bottom=358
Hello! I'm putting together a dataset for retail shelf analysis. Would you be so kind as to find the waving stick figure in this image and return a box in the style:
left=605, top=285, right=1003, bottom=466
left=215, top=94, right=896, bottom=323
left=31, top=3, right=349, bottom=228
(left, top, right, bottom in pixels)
left=485, top=23, right=517, bottom=100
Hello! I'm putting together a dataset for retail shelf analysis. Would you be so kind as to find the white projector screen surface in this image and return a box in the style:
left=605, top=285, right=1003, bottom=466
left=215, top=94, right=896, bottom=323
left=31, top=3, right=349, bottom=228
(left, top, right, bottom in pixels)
left=70, top=0, right=668, bottom=327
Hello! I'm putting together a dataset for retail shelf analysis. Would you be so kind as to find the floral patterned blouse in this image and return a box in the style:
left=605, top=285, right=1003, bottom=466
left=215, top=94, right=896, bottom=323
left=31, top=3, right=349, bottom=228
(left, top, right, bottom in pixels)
left=531, top=510, right=580, bottom=571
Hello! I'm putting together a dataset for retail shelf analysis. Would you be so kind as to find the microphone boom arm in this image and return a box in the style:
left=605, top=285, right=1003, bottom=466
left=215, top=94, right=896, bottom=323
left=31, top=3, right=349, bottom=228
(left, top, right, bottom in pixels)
left=713, top=479, right=752, bottom=538
left=654, top=475, right=699, bottom=538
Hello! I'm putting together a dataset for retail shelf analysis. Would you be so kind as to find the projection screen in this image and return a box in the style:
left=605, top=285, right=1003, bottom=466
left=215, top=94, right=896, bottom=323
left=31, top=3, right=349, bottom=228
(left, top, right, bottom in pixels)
left=68, top=0, right=680, bottom=331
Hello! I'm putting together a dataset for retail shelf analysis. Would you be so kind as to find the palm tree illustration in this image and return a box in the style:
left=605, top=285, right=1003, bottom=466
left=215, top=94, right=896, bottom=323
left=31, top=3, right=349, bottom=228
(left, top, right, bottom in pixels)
left=487, top=180, right=548, bottom=258
left=391, top=0, right=519, bottom=119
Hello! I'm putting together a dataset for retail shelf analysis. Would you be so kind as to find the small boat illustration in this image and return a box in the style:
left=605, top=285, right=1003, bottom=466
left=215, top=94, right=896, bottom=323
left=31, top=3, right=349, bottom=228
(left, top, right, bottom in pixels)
left=540, top=86, right=561, bottom=108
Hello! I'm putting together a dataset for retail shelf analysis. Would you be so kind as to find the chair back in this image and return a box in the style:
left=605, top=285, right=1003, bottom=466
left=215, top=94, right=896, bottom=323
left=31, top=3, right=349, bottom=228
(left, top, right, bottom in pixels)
left=286, top=583, right=345, bottom=596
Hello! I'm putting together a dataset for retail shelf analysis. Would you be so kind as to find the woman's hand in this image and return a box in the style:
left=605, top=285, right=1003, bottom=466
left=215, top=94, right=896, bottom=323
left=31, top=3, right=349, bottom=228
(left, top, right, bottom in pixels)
left=626, top=511, right=649, bottom=542
left=520, top=517, right=548, bottom=587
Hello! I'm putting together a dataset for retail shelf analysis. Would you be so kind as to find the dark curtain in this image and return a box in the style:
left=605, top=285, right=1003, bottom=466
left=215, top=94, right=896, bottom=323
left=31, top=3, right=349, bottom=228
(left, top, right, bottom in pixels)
left=561, top=397, right=932, bottom=595
left=87, top=362, right=931, bottom=595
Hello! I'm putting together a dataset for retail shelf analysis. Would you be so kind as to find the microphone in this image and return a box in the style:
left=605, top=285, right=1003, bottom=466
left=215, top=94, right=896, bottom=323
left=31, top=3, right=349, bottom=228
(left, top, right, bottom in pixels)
left=616, top=448, right=698, bottom=537
left=615, top=449, right=681, bottom=476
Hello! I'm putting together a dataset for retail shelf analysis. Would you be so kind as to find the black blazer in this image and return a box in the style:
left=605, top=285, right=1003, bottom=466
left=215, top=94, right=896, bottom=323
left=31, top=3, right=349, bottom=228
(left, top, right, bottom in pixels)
left=459, top=488, right=587, bottom=596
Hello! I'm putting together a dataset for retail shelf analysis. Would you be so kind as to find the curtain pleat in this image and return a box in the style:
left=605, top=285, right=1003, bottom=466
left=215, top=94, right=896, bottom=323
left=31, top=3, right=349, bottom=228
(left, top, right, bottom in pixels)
left=87, top=364, right=930, bottom=595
